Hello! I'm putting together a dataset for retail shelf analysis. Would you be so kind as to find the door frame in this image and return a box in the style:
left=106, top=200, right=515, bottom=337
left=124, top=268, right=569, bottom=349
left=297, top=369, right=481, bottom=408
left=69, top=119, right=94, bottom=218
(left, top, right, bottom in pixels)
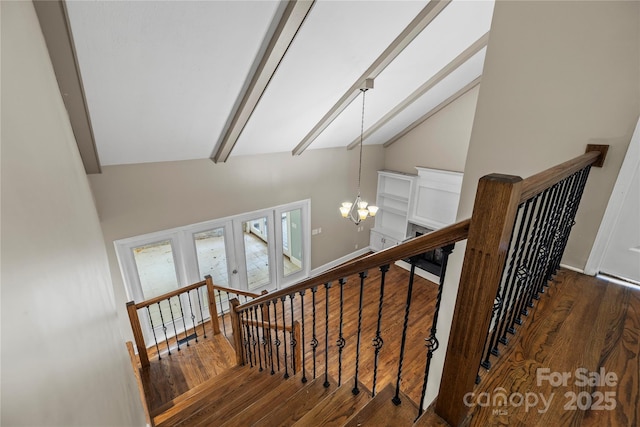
left=585, top=116, right=640, bottom=275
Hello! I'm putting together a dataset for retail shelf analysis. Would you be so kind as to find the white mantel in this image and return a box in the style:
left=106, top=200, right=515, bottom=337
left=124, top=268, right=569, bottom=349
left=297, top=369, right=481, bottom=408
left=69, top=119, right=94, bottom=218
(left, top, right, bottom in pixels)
left=409, top=167, right=463, bottom=230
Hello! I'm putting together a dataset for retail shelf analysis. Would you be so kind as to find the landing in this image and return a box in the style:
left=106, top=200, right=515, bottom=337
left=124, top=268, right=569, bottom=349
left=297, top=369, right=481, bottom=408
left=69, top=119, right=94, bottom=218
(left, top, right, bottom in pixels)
left=467, top=270, right=640, bottom=426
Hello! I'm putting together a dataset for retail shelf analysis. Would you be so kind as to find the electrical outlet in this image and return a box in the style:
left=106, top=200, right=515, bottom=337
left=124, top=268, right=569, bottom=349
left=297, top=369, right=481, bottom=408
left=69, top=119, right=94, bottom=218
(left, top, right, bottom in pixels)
left=355, top=244, right=359, bottom=249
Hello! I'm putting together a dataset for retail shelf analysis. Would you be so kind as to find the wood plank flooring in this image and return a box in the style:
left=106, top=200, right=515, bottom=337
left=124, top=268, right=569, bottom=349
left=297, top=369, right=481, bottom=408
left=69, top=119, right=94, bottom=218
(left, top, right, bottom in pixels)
left=467, top=270, right=640, bottom=426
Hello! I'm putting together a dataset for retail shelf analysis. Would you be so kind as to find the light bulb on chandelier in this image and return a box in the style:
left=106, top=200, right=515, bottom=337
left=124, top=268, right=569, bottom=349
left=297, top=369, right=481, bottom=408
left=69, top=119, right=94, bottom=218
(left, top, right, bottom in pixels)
left=339, top=79, right=378, bottom=225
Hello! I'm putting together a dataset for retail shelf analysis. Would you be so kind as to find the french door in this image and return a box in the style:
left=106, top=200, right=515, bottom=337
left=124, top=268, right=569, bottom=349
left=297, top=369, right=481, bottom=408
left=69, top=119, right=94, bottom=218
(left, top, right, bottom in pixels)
left=116, top=200, right=310, bottom=345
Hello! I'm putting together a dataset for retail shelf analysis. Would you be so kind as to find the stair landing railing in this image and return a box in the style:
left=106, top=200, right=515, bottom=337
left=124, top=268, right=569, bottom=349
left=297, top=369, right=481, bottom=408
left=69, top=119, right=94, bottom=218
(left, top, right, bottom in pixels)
left=230, top=145, right=607, bottom=424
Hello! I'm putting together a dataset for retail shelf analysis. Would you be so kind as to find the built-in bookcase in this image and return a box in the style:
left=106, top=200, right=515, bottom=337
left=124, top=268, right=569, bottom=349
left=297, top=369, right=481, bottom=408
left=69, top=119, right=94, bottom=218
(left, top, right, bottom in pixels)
left=370, top=170, right=416, bottom=251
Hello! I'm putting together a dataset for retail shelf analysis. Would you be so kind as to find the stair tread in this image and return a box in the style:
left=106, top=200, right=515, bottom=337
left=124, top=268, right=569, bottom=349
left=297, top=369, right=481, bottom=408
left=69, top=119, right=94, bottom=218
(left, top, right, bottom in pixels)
left=219, top=372, right=308, bottom=427
left=292, top=377, right=371, bottom=427
left=153, top=365, right=264, bottom=426
left=413, top=406, right=450, bottom=426
left=344, top=383, right=419, bottom=427
left=253, top=375, right=337, bottom=426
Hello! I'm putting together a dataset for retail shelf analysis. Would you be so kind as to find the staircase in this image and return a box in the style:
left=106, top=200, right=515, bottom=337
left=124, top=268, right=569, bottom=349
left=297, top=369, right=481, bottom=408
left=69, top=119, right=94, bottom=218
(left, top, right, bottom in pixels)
left=151, top=364, right=447, bottom=426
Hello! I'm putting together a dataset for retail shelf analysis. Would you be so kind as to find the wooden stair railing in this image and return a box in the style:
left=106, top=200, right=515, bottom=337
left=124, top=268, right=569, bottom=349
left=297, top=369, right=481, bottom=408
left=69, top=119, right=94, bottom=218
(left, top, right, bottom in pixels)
left=229, top=145, right=607, bottom=425
left=434, top=145, right=608, bottom=425
left=127, top=275, right=262, bottom=368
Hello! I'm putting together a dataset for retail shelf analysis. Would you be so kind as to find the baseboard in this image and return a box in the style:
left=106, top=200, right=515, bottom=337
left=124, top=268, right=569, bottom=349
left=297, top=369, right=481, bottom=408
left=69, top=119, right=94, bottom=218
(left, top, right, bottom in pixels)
left=310, top=247, right=371, bottom=277
left=559, top=263, right=586, bottom=274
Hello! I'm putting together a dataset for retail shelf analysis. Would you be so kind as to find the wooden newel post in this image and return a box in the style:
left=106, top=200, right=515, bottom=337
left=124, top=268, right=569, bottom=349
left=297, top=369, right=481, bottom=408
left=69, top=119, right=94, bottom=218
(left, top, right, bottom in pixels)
left=229, top=298, right=244, bottom=366
left=126, top=301, right=150, bottom=368
left=434, top=174, right=522, bottom=426
left=205, top=275, right=220, bottom=335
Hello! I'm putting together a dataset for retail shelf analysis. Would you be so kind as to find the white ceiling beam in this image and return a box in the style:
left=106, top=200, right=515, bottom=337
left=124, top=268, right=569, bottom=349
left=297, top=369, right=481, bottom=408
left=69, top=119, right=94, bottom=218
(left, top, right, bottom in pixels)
left=34, top=0, right=101, bottom=174
left=211, top=0, right=315, bottom=163
left=382, top=75, right=481, bottom=148
left=291, top=0, right=451, bottom=156
left=347, top=32, right=489, bottom=150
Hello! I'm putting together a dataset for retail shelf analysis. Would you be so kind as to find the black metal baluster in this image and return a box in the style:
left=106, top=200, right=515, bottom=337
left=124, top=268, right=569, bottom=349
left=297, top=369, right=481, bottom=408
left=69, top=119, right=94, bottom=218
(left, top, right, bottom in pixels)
left=299, top=290, right=307, bottom=383
left=147, top=306, right=161, bottom=359
left=336, top=278, right=346, bottom=386
left=273, top=300, right=281, bottom=372
left=480, top=296, right=503, bottom=370
left=289, top=294, right=297, bottom=375
left=242, top=310, right=253, bottom=367
left=392, top=258, right=417, bottom=405
left=186, top=291, right=199, bottom=342
left=323, top=282, right=332, bottom=388
left=177, top=297, right=190, bottom=347
left=353, top=271, right=367, bottom=395
left=372, top=265, right=389, bottom=397
left=311, top=286, right=318, bottom=379
left=547, top=174, right=578, bottom=279
left=280, top=296, right=289, bottom=379
left=252, top=306, right=263, bottom=371
left=168, top=296, right=180, bottom=351
left=260, top=304, right=269, bottom=372
left=195, top=289, right=207, bottom=338
left=266, top=301, right=275, bottom=375
left=417, top=244, right=454, bottom=418
left=157, top=301, right=171, bottom=355
left=217, top=289, right=227, bottom=337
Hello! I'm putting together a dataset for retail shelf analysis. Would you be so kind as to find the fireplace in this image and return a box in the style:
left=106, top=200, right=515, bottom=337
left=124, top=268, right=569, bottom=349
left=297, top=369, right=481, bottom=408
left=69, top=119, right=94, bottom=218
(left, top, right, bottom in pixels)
left=404, top=223, right=445, bottom=277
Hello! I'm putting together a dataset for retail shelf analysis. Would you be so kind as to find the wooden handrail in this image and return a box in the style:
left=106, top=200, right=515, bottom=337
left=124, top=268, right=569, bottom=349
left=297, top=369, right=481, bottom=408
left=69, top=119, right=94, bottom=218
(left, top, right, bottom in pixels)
left=236, top=219, right=471, bottom=312
left=134, top=279, right=206, bottom=309
left=211, top=284, right=262, bottom=299
left=519, top=146, right=605, bottom=202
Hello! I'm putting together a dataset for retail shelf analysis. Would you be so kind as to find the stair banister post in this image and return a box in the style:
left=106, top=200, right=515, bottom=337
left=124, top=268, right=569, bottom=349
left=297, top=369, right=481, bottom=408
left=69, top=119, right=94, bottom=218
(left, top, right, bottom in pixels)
left=205, top=275, right=220, bottom=335
left=229, top=298, right=244, bottom=366
left=126, top=301, right=150, bottom=368
left=434, top=174, right=522, bottom=426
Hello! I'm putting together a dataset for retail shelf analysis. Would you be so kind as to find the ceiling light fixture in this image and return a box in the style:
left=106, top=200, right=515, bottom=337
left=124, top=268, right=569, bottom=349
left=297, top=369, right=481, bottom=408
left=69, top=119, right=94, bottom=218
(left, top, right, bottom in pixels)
left=339, top=78, right=378, bottom=225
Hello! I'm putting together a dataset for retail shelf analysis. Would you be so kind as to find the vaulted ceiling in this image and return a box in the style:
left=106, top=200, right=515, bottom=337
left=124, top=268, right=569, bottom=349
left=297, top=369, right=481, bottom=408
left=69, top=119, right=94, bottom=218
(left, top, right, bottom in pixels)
left=36, top=0, right=495, bottom=172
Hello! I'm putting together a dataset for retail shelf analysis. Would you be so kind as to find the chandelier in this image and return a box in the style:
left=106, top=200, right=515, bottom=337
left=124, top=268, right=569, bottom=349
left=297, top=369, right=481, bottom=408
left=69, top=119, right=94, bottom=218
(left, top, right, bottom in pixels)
left=339, top=79, right=378, bottom=225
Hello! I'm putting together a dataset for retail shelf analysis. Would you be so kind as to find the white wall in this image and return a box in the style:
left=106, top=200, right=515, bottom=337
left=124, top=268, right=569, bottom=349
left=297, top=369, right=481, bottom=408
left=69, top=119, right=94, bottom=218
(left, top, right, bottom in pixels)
left=1, top=2, right=144, bottom=425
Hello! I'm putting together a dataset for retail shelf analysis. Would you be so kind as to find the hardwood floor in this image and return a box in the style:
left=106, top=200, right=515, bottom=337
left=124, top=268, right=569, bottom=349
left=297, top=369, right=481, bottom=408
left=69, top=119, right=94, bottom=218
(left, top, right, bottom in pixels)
left=138, top=266, right=640, bottom=426
left=467, top=270, right=640, bottom=426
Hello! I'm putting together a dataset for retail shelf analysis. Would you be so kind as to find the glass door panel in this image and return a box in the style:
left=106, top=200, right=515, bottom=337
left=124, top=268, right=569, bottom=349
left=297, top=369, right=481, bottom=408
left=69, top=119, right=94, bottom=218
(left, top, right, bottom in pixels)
left=242, top=216, right=272, bottom=291
left=194, top=227, right=232, bottom=314
left=132, top=240, right=181, bottom=327
left=282, top=210, right=303, bottom=277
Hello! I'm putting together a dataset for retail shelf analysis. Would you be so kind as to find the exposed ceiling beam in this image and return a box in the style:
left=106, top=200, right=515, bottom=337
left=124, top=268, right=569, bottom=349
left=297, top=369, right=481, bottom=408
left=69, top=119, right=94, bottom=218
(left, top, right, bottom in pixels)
left=211, top=0, right=315, bottom=163
left=383, top=75, right=481, bottom=148
left=291, top=0, right=451, bottom=156
left=34, top=0, right=101, bottom=174
left=347, top=32, right=489, bottom=150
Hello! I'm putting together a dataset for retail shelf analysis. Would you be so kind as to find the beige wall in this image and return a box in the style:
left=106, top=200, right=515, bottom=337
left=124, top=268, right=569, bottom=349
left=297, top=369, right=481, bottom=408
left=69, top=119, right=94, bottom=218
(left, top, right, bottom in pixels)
left=0, top=2, right=144, bottom=425
left=384, top=85, right=479, bottom=174
left=458, top=0, right=640, bottom=270
left=89, top=146, right=383, bottom=339
left=425, top=0, right=640, bottom=407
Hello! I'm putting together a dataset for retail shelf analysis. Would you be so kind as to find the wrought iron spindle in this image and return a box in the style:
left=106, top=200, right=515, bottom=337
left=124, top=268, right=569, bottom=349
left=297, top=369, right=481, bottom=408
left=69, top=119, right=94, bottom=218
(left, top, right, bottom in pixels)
left=480, top=296, right=503, bottom=370
left=266, top=301, right=275, bottom=375
left=168, top=296, right=180, bottom=351
left=353, top=271, right=367, bottom=395
left=417, top=244, right=454, bottom=418
left=147, top=306, right=161, bottom=359
left=242, top=310, right=253, bottom=367
left=273, top=300, right=281, bottom=372
left=195, top=289, right=207, bottom=338
left=280, top=296, right=289, bottom=379
left=311, top=286, right=318, bottom=379
left=323, top=282, right=332, bottom=388
left=217, top=289, right=227, bottom=337
left=260, top=303, right=269, bottom=371
left=371, top=265, right=389, bottom=396
left=177, top=297, right=190, bottom=347
left=252, top=306, right=263, bottom=371
left=157, top=301, right=171, bottom=355
left=289, top=294, right=297, bottom=375
left=186, top=291, right=199, bottom=342
left=392, top=258, right=417, bottom=405
left=336, top=278, right=346, bottom=386
left=547, top=174, right=579, bottom=279
left=299, top=290, right=307, bottom=383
